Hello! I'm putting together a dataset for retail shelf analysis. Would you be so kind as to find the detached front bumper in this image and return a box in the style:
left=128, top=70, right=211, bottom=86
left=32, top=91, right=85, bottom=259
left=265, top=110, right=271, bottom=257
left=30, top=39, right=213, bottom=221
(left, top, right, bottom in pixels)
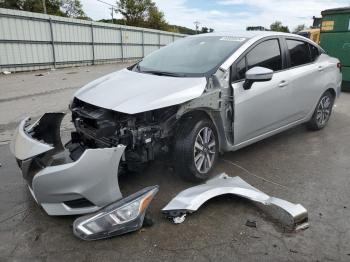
left=10, top=113, right=125, bottom=216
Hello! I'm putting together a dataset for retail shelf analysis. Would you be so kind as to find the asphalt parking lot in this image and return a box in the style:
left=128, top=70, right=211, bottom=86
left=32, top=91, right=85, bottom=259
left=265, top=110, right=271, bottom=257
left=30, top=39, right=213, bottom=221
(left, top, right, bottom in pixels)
left=1, top=63, right=350, bottom=262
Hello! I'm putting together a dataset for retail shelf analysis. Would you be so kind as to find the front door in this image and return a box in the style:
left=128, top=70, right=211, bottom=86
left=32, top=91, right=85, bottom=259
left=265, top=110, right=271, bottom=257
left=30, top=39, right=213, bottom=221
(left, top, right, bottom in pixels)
left=231, top=38, right=294, bottom=146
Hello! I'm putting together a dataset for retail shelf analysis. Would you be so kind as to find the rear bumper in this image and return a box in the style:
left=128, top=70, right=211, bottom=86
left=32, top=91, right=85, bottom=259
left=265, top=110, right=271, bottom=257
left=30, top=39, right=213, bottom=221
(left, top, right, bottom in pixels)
left=10, top=113, right=125, bottom=216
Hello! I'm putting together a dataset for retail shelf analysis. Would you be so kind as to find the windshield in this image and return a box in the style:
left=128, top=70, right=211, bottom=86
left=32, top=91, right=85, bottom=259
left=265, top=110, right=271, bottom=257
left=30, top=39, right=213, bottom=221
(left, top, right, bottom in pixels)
left=137, top=36, right=248, bottom=76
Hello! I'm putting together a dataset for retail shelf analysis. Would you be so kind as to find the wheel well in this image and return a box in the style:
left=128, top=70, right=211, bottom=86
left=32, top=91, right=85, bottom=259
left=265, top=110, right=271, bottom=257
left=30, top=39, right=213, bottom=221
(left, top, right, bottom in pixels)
left=326, top=88, right=336, bottom=98
left=178, top=110, right=211, bottom=122
left=177, top=110, right=223, bottom=151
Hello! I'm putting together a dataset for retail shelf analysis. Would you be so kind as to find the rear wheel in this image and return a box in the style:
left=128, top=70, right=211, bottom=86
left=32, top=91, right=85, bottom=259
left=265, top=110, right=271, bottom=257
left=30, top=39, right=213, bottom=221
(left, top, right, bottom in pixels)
left=174, top=115, right=218, bottom=182
left=306, top=91, right=334, bottom=130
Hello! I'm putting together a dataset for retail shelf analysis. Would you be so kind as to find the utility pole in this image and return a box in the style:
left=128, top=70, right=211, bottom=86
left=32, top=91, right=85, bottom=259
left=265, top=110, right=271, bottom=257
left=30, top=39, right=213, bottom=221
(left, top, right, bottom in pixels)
left=110, top=7, right=114, bottom=24
left=194, top=21, right=200, bottom=34
left=97, top=0, right=118, bottom=24
left=42, top=0, right=47, bottom=14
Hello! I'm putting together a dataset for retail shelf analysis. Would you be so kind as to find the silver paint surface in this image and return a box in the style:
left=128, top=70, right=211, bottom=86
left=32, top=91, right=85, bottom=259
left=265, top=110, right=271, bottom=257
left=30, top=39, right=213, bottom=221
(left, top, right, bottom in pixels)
left=162, top=173, right=308, bottom=229
left=10, top=113, right=126, bottom=216
left=33, top=145, right=125, bottom=216
left=10, top=117, right=54, bottom=160
left=74, top=69, right=207, bottom=114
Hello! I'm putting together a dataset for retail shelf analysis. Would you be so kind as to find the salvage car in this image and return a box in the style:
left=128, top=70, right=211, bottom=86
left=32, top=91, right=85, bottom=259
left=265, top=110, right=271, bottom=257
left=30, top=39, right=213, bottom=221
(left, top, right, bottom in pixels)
left=11, top=31, right=342, bottom=215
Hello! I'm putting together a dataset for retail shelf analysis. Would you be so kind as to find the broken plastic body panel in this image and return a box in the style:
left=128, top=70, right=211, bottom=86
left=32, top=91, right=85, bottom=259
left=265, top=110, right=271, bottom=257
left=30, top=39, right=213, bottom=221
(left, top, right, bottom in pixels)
left=10, top=113, right=125, bottom=216
left=162, top=173, right=309, bottom=231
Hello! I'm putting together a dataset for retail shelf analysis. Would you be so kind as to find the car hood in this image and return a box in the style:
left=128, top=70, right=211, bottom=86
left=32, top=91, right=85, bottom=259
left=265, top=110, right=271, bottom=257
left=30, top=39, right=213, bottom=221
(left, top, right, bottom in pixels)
left=74, top=69, right=207, bottom=114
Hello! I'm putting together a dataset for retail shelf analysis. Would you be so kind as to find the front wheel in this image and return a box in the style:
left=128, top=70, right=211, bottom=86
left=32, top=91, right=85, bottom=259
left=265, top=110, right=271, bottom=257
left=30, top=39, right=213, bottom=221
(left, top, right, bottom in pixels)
left=174, top=116, right=218, bottom=182
left=306, top=91, right=335, bottom=131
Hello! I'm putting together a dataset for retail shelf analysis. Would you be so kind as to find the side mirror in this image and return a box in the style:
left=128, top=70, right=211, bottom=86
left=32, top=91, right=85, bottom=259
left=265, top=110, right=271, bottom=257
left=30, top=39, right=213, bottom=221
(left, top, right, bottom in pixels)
left=243, top=66, right=274, bottom=90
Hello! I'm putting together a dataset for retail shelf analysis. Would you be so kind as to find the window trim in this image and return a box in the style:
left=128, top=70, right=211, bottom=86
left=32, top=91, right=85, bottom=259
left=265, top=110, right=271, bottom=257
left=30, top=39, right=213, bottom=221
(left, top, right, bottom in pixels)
left=234, top=56, right=247, bottom=82
left=308, top=42, right=320, bottom=62
left=231, top=36, right=287, bottom=83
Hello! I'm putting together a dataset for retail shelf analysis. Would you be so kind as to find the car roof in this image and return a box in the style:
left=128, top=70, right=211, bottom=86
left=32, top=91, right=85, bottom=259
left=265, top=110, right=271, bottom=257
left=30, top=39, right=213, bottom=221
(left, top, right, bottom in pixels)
left=215, top=31, right=319, bottom=71
left=190, top=31, right=306, bottom=40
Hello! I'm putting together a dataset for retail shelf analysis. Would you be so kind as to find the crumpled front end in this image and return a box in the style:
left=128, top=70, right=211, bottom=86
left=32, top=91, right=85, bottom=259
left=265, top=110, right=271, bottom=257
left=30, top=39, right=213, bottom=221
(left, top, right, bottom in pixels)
left=10, top=113, right=125, bottom=216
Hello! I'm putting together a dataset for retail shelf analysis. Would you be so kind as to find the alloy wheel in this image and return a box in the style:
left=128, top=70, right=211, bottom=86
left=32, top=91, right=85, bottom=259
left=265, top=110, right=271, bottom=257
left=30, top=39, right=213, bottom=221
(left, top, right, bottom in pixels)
left=316, top=96, right=332, bottom=127
left=193, top=127, right=216, bottom=174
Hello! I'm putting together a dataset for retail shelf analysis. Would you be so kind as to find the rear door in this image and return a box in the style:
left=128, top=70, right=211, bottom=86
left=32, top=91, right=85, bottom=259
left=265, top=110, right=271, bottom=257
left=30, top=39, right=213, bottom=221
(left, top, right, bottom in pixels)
left=232, top=38, right=295, bottom=145
left=284, top=38, right=326, bottom=118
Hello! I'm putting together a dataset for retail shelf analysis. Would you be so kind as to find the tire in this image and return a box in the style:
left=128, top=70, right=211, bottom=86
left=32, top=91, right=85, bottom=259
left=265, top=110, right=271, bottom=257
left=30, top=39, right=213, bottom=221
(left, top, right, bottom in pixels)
left=306, top=90, right=335, bottom=131
left=174, top=115, right=219, bottom=182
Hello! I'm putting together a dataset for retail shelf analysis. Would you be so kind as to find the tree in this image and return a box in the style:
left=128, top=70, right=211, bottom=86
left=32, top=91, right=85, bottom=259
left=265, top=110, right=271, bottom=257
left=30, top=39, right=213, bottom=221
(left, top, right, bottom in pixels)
left=116, top=0, right=153, bottom=27
left=201, top=27, right=209, bottom=33
left=99, top=18, right=126, bottom=24
left=0, top=0, right=87, bottom=19
left=116, top=0, right=169, bottom=30
left=146, top=5, right=168, bottom=30
left=61, top=0, right=85, bottom=18
left=270, top=21, right=290, bottom=33
left=199, top=27, right=214, bottom=34
left=0, top=0, right=24, bottom=10
left=5, top=0, right=63, bottom=15
left=246, top=26, right=267, bottom=31
left=168, top=24, right=196, bottom=35
left=293, top=24, right=306, bottom=33
left=167, top=26, right=180, bottom=33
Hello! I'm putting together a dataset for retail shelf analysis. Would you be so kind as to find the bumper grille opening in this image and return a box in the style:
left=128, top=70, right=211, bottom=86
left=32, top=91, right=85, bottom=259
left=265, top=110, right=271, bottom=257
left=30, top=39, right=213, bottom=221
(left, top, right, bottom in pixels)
left=64, top=198, right=95, bottom=209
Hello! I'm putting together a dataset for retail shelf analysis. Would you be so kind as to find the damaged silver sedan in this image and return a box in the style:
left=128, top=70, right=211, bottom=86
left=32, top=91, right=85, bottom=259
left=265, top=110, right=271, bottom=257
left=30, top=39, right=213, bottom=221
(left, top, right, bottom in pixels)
left=10, top=31, right=341, bottom=216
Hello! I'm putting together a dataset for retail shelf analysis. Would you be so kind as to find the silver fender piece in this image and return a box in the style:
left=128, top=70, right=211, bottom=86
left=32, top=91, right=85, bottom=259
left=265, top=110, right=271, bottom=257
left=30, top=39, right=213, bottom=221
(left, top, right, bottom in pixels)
left=10, top=113, right=125, bottom=216
left=162, top=173, right=308, bottom=231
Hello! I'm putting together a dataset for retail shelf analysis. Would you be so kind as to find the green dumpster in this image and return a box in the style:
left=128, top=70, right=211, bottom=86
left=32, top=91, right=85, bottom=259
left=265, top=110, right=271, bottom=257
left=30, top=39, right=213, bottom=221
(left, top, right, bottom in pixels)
left=320, top=7, right=350, bottom=91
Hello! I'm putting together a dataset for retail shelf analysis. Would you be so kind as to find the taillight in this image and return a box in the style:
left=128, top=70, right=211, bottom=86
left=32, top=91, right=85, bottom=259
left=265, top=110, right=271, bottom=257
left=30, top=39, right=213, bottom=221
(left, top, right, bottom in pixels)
left=337, top=63, right=342, bottom=72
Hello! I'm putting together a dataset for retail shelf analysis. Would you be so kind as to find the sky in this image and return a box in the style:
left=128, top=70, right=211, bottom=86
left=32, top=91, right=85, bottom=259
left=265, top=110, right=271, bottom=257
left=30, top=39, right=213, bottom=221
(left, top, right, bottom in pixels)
left=80, top=0, right=350, bottom=31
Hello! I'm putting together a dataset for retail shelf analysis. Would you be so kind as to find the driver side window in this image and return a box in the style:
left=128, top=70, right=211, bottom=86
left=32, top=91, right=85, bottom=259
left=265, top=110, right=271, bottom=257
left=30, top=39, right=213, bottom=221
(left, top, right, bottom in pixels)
left=247, top=39, right=282, bottom=71
left=232, top=39, right=282, bottom=82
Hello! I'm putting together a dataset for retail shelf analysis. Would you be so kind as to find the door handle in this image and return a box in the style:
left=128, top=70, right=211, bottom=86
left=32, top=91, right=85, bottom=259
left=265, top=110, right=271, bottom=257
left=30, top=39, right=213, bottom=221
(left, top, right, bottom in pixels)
left=278, top=80, right=288, bottom=88
left=318, top=66, right=324, bottom=72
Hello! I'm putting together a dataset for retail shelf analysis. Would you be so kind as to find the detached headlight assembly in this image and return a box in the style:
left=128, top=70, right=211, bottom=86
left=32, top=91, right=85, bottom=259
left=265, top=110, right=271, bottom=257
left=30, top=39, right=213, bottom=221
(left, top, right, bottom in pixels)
left=73, top=186, right=159, bottom=241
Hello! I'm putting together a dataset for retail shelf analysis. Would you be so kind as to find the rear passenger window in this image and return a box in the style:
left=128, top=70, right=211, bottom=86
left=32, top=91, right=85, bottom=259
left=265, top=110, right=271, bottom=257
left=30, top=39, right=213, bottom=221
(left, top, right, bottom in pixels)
left=309, top=44, right=320, bottom=61
left=246, top=39, right=282, bottom=71
left=286, top=39, right=312, bottom=67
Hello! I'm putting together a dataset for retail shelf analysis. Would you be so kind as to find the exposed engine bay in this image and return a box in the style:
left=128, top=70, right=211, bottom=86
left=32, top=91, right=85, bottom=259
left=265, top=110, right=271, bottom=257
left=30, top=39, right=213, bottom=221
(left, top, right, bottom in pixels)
left=69, top=98, right=179, bottom=171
